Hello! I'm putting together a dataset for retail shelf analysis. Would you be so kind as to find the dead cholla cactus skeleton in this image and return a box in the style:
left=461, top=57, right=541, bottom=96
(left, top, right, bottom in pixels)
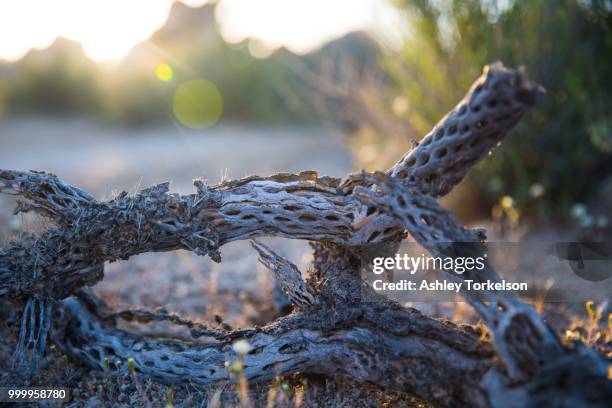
left=0, top=63, right=610, bottom=406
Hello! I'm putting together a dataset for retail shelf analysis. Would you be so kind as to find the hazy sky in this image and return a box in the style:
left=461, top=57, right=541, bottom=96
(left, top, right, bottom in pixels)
left=0, top=0, right=401, bottom=62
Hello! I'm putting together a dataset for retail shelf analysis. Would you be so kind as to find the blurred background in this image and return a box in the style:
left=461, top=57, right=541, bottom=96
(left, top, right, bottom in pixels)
left=0, top=0, right=611, bottom=321
left=1, top=0, right=610, bottom=221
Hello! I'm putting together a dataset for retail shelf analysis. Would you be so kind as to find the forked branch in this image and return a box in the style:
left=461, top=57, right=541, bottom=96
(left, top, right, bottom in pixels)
left=0, top=64, right=539, bottom=301
left=4, top=64, right=607, bottom=406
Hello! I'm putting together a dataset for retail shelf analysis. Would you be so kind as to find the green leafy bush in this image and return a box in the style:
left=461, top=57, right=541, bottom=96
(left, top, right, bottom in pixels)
left=386, top=0, right=612, bottom=217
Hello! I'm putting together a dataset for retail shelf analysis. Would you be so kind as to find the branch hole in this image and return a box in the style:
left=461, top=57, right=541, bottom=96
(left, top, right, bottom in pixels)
left=283, top=205, right=301, bottom=212
left=367, top=231, right=381, bottom=242
left=90, top=349, right=100, bottom=361
left=418, top=153, right=430, bottom=165
left=298, top=214, right=317, bottom=222
left=366, top=206, right=377, bottom=216
left=435, top=148, right=447, bottom=158
left=495, top=114, right=510, bottom=123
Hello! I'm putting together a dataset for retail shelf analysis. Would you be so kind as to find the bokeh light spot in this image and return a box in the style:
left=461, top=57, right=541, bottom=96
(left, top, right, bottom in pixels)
left=248, top=38, right=273, bottom=59
left=155, top=63, right=174, bottom=82
left=173, top=80, right=223, bottom=129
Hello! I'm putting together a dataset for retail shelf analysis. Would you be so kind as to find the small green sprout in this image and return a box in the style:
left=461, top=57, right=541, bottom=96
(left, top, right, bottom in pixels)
left=103, top=357, right=114, bottom=399
left=166, top=386, right=174, bottom=408
left=128, top=357, right=136, bottom=375
left=127, top=357, right=151, bottom=408
left=231, top=360, right=244, bottom=375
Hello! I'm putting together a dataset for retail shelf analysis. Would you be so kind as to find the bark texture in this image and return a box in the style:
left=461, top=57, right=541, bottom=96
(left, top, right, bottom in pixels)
left=1, top=63, right=610, bottom=406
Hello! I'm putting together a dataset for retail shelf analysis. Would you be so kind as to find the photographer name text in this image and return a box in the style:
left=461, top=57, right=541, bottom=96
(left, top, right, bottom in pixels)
left=372, top=279, right=528, bottom=292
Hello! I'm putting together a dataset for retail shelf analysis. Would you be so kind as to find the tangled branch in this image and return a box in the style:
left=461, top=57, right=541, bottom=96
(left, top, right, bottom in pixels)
left=2, top=63, right=609, bottom=406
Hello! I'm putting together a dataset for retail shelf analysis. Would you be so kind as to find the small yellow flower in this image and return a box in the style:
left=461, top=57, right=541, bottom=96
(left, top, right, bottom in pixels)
left=565, top=330, right=580, bottom=341
left=585, top=301, right=595, bottom=320
left=500, top=195, right=513, bottom=209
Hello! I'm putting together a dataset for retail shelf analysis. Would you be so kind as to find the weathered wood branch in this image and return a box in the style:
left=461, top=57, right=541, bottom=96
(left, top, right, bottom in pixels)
left=387, top=63, right=539, bottom=197
left=0, top=63, right=539, bottom=302
left=4, top=63, right=608, bottom=406
left=51, top=290, right=496, bottom=407
left=251, top=240, right=317, bottom=310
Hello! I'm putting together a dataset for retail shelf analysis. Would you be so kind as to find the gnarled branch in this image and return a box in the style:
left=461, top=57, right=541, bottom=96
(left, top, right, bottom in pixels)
left=0, top=63, right=539, bottom=301
left=51, top=290, right=495, bottom=407
left=5, top=63, right=607, bottom=406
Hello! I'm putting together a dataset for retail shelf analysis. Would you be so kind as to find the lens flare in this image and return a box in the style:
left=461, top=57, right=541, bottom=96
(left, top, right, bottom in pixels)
left=173, top=79, right=223, bottom=129
left=155, top=63, right=174, bottom=82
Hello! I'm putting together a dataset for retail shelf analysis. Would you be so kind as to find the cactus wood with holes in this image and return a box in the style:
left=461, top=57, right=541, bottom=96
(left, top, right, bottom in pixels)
left=1, top=64, right=610, bottom=406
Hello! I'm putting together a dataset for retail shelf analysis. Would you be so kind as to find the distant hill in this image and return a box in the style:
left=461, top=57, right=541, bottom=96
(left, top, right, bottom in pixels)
left=2, top=37, right=100, bottom=115
left=151, top=1, right=221, bottom=47
left=121, top=2, right=223, bottom=71
left=18, top=37, right=94, bottom=67
left=0, top=0, right=383, bottom=124
left=305, top=31, right=381, bottom=69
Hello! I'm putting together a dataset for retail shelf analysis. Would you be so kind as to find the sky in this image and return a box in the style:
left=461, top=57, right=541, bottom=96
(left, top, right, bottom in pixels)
left=0, top=0, right=402, bottom=62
